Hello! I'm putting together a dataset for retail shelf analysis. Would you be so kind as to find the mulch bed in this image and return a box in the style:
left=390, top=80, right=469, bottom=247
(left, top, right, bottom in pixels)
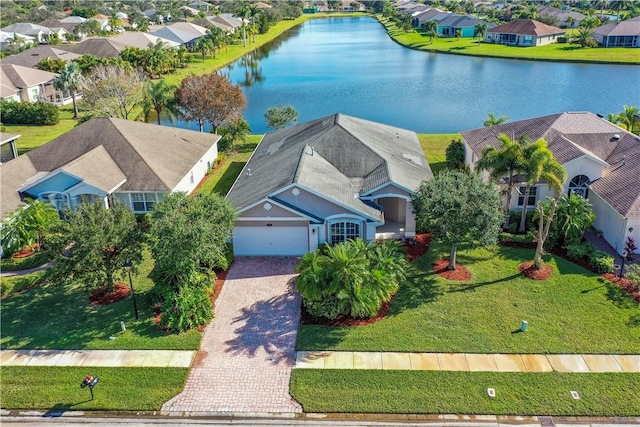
left=405, top=233, right=432, bottom=261
left=432, top=259, right=471, bottom=281
left=518, top=261, right=553, bottom=280
left=603, top=273, right=640, bottom=303
left=89, top=282, right=131, bottom=305
left=11, top=244, right=40, bottom=259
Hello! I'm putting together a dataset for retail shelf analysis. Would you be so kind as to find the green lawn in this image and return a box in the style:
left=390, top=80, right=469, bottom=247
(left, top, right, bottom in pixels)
left=2, top=107, right=79, bottom=155
left=0, top=249, right=201, bottom=350
left=0, top=250, right=52, bottom=272
left=290, top=370, right=640, bottom=416
left=296, top=243, right=640, bottom=354
left=418, top=134, right=457, bottom=175
left=1, top=367, right=188, bottom=411
left=380, top=17, right=640, bottom=64
left=195, top=136, right=261, bottom=196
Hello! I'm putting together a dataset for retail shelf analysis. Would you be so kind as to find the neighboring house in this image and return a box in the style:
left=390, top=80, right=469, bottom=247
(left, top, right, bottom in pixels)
left=39, top=18, right=78, bottom=36
left=486, top=19, right=565, bottom=46
left=0, top=30, right=35, bottom=51
left=255, top=2, right=273, bottom=10
left=461, top=112, right=640, bottom=256
left=180, top=6, right=201, bottom=17
left=412, top=8, right=448, bottom=28
left=434, top=14, right=494, bottom=37
left=193, top=15, right=242, bottom=33
left=56, top=37, right=129, bottom=57
left=0, top=63, right=58, bottom=103
left=2, top=45, right=80, bottom=69
left=150, top=26, right=204, bottom=48
left=189, top=0, right=214, bottom=11
left=537, top=5, right=585, bottom=28
left=339, top=1, right=365, bottom=12
left=594, top=16, right=640, bottom=48
left=0, top=133, right=20, bottom=164
left=226, top=113, right=434, bottom=256
left=110, top=32, right=181, bottom=49
left=397, top=2, right=430, bottom=15
left=0, top=118, right=219, bottom=219
left=89, top=14, right=112, bottom=32
left=1, top=23, right=53, bottom=43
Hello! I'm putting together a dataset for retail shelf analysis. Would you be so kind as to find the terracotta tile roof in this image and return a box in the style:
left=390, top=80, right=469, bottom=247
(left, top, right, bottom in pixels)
left=488, top=19, right=564, bottom=36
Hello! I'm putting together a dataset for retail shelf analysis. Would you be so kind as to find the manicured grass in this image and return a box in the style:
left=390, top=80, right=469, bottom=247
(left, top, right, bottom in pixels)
left=379, top=17, right=640, bottom=64
left=3, top=107, right=79, bottom=154
left=290, top=370, right=640, bottom=416
left=0, top=270, right=49, bottom=297
left=195, top=136, right=261, bottom=196
left=418, top=133, right=457, bottom=175
left=0, top=250, right=52, bottom=272
left=1, top=367, right=188, bottom=411
left=0, top=250, right=201, bottom=350
left=296, top=243, right=640, bottom=354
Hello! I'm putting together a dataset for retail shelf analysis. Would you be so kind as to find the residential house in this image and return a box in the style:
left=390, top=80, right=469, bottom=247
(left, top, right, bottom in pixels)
left=55, top=37, right=130, bottom=57
left=89, top=14, right=113, bottom=32
left=338, top=1, right=365, bottom=12
left=226, top=113, right=434, bottom=256
left=412, top=8, right=448, bottom=28
left=0, top=118, right=219, bottom=219
left=594, top=16, right=640, bottom=48
left=0, top=31, right=35, bottom=52
left=0, top=63, right=58, bottom=103
left=2, top=45, right=80, bottom=69
left=255, top=2, right=273, bottom=10
left=192, top=15, right=241, bottom=33
left=1, top=23, right=53, bottom=44
left=39, top=18, right=79, bottom=37
left=486, top=19, right=564, bottom=46
left=0, top=133, right=20, bottom=164
left=434, top=14, right=494, bottom=37
left=110, top=32, right=181, bottom=49
left=537, top=5, right=585, bottom=28
left=189, top=0, right=214, bottom=12
left=461, top=112, right=640, bottom=255
left=149, top=22, right=208, bottom=49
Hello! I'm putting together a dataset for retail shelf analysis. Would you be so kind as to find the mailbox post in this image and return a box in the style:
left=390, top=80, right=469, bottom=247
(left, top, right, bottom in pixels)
left=80, top=375, right=100, bottom=400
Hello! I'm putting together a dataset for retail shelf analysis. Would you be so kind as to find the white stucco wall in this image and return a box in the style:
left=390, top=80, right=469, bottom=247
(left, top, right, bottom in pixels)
left=589, top=191, right=627, bottom=255
left=172, top=141, right=218, bottom=194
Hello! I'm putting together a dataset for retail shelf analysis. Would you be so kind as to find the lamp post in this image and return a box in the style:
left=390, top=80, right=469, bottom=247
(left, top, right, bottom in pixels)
left=123, top=261, right=138, bottom=320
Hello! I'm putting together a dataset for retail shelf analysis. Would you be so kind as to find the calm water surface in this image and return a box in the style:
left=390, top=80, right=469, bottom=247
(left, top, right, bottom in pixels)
left=168, top=17, right=640, bottom=134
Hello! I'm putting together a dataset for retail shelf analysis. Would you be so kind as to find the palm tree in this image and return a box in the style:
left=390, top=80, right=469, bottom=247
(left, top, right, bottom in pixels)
left=476, top=133, right=526, bottom=229
left=207, top=28, right=227, bottom=58
left=473, top=22, right=488, bottom=44
left=609, top=0, right=625, bottom=22
left=195, top=36, right=213, bottom=62
left=617, top=105, right=639, bottom=133
left=217, top=118, right=251, bottom=152
left=24, top=199, right=60, bottom=251
left=235, top=3, right=252, bottom=48
left=565, top=16, right=576, bottom=28
left=518, top=139, right=567, bottom=233
left=579, top=15, right=601, bottom=29
left=483, top=113, right=508, bottom=126
left=421, top=20, right=439, bottom=43
left=570, top=27, right=598, bottom=48
left=143, top=80, right=177, bottom=125
left=52, top=61, right=82, bottom=118
left=607, top=113, right=621, bottom=125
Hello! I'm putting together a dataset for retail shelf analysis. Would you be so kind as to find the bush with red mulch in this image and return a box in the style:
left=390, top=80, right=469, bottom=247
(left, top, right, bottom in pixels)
left=603, top=273, right=640, bottom=303
left=89, top=282, right=131, bottom=305
left=518, top=261, right=553, bottom=280
left=432, top=258, right=471, bottom=281
left=405, top=233, right=431, bottom=261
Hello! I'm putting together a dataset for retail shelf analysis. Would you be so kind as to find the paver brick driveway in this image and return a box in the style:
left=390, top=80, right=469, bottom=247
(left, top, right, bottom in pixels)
left=162, top=257, right=302, bottom=415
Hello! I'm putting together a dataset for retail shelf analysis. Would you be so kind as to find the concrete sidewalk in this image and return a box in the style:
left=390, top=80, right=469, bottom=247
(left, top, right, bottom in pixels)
left=296, top=351, right=640, bottom=373
left=0, top=349, right=195, bottom=367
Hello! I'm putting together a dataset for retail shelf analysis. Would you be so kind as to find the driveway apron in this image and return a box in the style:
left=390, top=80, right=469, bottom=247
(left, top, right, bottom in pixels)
left=162, top=257, right=302, bottom=415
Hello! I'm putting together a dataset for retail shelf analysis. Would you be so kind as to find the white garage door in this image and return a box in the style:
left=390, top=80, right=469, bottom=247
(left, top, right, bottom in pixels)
left=233, top=226, right=309, bottom=256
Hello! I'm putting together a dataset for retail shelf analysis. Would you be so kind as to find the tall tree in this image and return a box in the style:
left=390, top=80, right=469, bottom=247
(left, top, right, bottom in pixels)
left=194, top=36, right=213, bottom=62
left=412, top=170, right=504, bottom=270
left=142, top=80, right=177, bottom=125
left=517, top=139, right=567, bottom=233
left=235, top=3, right=252, bottom=47
left=47, top=202, right=144, bottom=293
left=52, top=61, right=82, bottom=118
left=476, top=133, right=525, bottom=228
left=473, top=22, right=488, bottom=44
left=483, top=113, right=508, bottom=126
left=79, top=64, right=146, bottom=120
left=617, top=105, right=639, bottom=133
left=264, top=105, right=299, bottom=129
left=217, top=118, right=251, bottom=152
left=421, top=20, right=439, bottom=43
left=175, top=72, right=246, bottom=133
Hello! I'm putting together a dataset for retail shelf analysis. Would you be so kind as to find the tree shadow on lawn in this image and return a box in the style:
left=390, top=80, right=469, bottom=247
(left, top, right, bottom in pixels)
left=212, top=161, right=246, bottom=194
left=224, top=278, right=302, bottom=365
left=388, top=265, right=442, bottom=315
left=446, top=272, right=523, bottom=293
left=600, top=277, right=638, bottom=309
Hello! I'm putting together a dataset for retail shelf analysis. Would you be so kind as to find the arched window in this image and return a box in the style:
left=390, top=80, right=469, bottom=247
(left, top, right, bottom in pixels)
left=568, top=175, right=590, bottom=198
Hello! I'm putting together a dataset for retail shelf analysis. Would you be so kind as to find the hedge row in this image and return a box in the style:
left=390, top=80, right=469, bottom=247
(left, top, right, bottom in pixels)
left=0, top=100, right=59, bottom=125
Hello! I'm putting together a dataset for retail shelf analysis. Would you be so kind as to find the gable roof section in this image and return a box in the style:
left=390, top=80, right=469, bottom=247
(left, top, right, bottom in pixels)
left=58, top=37, right=130, bottom=57
left=594, top=17, right=640, bottom=37
left=227, top=114, right=432, bottom=218
left=110, top=32, right=181, bottom=49
left=2, top=45, right=80, bottom=68
left=1, top=155, right=38, bottom=216
left=58, top=145, right=127, bottom=193
left=488, top=19, right=564, bottom=36
left=461, top=111, right=640, bottom=216
left=0, top=63, right=57, bottom=88
left=1, top=23, right=50, bottom=36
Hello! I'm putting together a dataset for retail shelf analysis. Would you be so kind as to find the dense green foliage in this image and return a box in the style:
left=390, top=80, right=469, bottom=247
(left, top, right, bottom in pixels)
left=296, top=239, right=408, bottom=319
left=47, top=202, right=144, bottom=293
left=264, top=105, right=299, bottom=129
left=412, top=170, right=503, bottom=268
left=1, top=200, right=60, bottom=258
left=291, top=370, right=640, bottom=416
left=444, top=138, right=465, bottom=169
left=149, top=193, right=236, bottom=331
left=547, top=194, right=596, bottom=248
left=1, top=367, right=189, bottom=410
left=0, top=100, right=59, bottom=125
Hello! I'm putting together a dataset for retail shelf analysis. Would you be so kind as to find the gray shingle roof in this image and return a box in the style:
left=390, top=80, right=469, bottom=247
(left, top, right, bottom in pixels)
left=1, top=118, right=219, bottom=218
left=57, top=145, right=127, bottom=193
left=226, top=114, right=433, bottom=219
left=461, top=111, right=640, bottom=216
left=595, top=17, right=640, bottom=37
left=1, top=45, right=80, bottom=69
left=0, top=63, right=58, bottom=88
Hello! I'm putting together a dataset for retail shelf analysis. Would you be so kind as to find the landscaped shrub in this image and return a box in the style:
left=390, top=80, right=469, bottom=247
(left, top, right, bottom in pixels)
left=626, top=264, right=640, bottom=292
left=157, top=273, right=213, bottom=331
left=557, top=36, right=568, bottom=43
left=566, top=242, right=593, bottom=260
left=587, top=249, right=614, bottom=274
left=546, top=194, right=596, bottom=250
left=296, top=239, right=408, bottom=319
left=445, top=139, right=465, bottom=169
left=499, top=231, right=534, bottom=245
left=0, top=100, right=59, bottom=125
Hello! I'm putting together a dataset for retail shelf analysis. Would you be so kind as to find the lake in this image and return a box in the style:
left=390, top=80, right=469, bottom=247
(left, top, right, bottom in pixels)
left=167, top=16, right=640, bottom=134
